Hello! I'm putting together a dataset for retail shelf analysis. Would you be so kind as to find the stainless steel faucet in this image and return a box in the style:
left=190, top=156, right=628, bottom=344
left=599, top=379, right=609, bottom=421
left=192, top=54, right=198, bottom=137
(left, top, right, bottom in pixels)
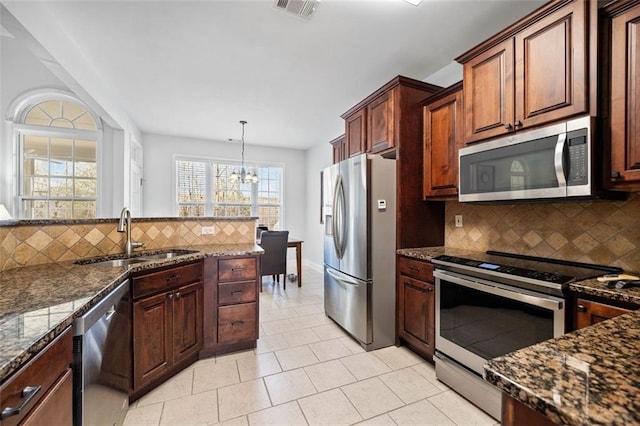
left=117, top=207, right=144, bottom=256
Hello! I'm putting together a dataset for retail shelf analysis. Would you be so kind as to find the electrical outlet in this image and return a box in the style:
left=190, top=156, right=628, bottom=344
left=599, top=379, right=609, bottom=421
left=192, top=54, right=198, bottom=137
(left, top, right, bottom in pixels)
left=201, top=226, right=215, bottom=235
left=455, top=215, right=463, bottom=228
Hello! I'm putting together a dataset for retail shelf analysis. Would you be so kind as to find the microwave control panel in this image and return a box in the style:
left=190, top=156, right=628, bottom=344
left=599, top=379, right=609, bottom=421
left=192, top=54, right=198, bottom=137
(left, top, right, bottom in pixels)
left=567, top=128, right=588, bottom=186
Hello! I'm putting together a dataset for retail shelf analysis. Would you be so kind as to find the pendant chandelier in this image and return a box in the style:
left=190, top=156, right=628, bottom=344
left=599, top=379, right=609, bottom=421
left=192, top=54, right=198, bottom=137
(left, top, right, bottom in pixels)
left=229, top=120, right=259, bottom=184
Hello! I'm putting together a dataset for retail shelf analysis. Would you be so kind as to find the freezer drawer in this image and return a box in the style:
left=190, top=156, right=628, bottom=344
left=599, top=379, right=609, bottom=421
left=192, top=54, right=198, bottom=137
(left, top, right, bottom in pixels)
left=324, top=266, right=371, bottom=344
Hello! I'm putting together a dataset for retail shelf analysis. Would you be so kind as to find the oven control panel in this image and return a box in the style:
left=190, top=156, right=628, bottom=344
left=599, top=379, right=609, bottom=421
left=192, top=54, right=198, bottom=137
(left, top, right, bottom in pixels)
left=433, top=255, right=574, bottom=285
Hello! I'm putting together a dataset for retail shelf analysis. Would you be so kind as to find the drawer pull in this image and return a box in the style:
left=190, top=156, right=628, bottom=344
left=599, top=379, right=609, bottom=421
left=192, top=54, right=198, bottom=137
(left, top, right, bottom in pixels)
left=167, top=293, right=174, bottom=300
left=231, top=290, right=244, bottom=296
left=408, top=266, right=421, bottom=272
left=1, top=385, right=41, bottom=420
left=166, top=274, right=181, bottom=282
left=231, top=321, right=245, bottom=327
left=231, top=267, right=246, bottom=272
left=577, top=305, right=587, bottom=312
left=175, top=292, right=181, bottom=298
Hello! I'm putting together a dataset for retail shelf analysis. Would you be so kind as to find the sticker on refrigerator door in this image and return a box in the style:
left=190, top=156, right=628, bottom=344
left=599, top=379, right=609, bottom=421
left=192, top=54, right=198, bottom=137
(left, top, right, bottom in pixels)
left=377, top=200, right=387, bottom=210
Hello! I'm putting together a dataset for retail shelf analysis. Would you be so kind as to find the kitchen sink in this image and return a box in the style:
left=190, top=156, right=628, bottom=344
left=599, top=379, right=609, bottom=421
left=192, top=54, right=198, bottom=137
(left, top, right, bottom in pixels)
left=76, top=249, right=199, bottom=267
left=138, top=250, right=198, bottom=260
left=91, top=258, right=149, bottom=267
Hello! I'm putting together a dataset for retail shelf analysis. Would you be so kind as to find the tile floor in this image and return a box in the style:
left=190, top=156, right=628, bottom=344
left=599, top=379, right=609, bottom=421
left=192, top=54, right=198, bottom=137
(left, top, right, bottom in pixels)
left=124, top=267, right=498, bottom=426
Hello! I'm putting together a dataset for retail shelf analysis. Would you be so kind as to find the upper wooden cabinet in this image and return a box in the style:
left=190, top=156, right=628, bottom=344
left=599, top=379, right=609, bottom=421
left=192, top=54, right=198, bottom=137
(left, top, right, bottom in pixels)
left=345, top=108, right=367, bottom=157
left=341, top=76, right=441, bottom=157
left=330, top=134, right=346, bottom=164
left=605, top=0, right=640, bottom=190
left=423, top=82, right=464, bottom=199
left=458, top=0, right=589, bottom=144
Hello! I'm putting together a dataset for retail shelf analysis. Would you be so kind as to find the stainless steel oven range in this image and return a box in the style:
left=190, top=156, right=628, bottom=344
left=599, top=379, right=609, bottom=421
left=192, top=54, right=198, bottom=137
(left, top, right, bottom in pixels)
left=431, top=251, right=619, bottom=420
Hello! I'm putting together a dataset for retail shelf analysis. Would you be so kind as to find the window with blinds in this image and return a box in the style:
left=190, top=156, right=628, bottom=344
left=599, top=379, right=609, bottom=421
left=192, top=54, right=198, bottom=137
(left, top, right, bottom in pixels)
left=176, top=158, right=283, bottom=229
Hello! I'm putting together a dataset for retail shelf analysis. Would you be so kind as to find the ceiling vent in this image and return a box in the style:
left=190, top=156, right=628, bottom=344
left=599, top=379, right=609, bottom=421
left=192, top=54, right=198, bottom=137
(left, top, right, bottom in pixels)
left=273, top=0, right=320, bottom=20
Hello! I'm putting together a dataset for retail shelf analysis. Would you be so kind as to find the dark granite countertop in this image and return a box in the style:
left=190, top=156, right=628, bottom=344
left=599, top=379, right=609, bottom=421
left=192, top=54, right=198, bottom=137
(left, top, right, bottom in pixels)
left=485, top=310, right=640, bottom=425
left=0, top=243, right=262, bottom=383
left=399, top=246, right=640, bottom=425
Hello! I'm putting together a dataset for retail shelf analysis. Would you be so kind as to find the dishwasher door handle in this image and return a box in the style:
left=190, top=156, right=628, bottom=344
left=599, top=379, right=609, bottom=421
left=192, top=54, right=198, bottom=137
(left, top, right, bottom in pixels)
left=73, top=279, right=129, bottom=336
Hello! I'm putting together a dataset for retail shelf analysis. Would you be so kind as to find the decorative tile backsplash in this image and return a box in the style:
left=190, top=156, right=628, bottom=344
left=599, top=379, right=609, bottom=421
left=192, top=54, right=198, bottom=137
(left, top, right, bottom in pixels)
left=0, top=218, right=256, bottom=271
left=445, top=193, right=640, bottom=272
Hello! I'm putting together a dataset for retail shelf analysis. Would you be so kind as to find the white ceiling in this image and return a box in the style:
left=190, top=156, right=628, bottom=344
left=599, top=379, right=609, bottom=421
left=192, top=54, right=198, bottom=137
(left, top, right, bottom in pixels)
left=4, top=0, right=546, bottom=150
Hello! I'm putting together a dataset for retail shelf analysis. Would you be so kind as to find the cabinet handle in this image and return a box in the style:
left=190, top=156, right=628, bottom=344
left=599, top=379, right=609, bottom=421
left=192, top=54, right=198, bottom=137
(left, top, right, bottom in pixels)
left=231, top=267, right=246, bottom=272
left=175, top=292, right=181, bottom=298
left=1, top=385, right=41, bottom=420
left=611, top=172, right=621, bottom=179
left=408, top=266, right=421, bottom=272
left=231, top=290, right=244, bottom=296
left=504, top=123, right=513, bottom=130
left=577, top=305, right=587, bottom=312
left=514, top=120, right=523, bottom=128
left=167, top=293, right=174, bottom=300
left=231, top=321, right=245, bottom=327
left=427, top=287, right=434, bottom=292
left=166, top=274, right=181, bottom=282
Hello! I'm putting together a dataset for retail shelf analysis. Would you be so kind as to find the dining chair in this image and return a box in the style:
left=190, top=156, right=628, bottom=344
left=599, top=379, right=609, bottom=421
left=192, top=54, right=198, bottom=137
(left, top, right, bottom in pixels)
left=258, top=230, right=289, bottom=291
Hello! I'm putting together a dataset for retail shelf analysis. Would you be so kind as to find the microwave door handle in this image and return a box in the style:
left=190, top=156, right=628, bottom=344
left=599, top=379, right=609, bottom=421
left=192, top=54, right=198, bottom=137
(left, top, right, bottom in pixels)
left=555, top=133, right=567, bottom=187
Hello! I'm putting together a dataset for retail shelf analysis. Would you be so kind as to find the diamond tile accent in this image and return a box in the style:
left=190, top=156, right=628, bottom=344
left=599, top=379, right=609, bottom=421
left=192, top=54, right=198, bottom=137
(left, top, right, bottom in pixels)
left=445, top=192, right=640, bottom=272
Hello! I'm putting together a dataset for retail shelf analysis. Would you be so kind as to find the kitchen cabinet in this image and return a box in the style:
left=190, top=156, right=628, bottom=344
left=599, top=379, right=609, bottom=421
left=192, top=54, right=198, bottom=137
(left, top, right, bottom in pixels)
left=345, top=109, right=367, bottom=157
left=396, top=256, right=435, bottom=362
left=341, top=75, right=445, bottom=249
left=0, top=328, right=72, bottom=426
left=330, top=134, right=346, bottom=164
left=574, top=297, right=633, bottom=330
left=201, top=254, right=260, bottom=357
left=502, top=394, right=556, bottom=426
left=131, top=262, right=203, bottom=398
left=341, top=76, right=441, bottom=157
left=423, top=82, right=464, bottom=199
left=605, top=0, right=640, bottom=190
left=458, top=0, right=589, bottom=144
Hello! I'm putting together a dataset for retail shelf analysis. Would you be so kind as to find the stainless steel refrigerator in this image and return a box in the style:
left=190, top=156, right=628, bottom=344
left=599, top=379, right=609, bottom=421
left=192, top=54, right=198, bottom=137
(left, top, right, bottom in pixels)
left=322, top=153, right=396, bottom=351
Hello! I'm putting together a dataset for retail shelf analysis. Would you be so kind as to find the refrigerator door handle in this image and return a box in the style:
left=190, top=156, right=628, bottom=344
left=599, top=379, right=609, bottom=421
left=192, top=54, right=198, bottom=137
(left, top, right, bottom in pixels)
left=332, top=174, right=345, bottom=259
left=326, top=268, right=361, bottom=287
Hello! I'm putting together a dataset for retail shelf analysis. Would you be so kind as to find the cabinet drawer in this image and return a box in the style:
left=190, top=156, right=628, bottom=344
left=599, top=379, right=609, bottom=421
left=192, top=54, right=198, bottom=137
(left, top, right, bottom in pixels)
left=218, top=303, right=257, bottom=344
left=397, top=257, right=433, bottom=282
left=399, top=274, right=433, bottom=292
left=0, top=328, right=72, bottom=426
left=133, top=262, right=202, bottom=299
left=218, top=281, right=257, bottom=305
left=218, top=257, right=257, bottom=282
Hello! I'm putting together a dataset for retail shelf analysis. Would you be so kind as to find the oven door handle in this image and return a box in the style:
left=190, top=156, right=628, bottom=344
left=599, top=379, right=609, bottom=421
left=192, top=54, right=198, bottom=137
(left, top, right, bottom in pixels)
left=434, top=270, right=563, bottom=311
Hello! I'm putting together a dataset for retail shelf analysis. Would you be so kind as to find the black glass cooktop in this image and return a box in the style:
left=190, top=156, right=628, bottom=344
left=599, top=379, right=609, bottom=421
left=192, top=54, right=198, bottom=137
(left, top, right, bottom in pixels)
left=432, top=251, right=621, bottom=286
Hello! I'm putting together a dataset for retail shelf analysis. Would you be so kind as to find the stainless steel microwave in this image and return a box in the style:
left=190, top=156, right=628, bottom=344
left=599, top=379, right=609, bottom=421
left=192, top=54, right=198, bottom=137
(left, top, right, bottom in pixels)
left=458, top=116, right=592, bottom=202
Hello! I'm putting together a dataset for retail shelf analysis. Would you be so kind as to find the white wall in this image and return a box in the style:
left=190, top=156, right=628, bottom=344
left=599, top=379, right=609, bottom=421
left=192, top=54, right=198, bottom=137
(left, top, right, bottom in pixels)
left=142, top=133, right=307, bottom=239
left=303, top=140, right=333, bottom=270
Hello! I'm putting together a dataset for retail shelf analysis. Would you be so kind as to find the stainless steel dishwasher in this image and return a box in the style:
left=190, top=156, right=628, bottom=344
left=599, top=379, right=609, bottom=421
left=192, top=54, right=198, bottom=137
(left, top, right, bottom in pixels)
left=73, top=279, right=131, bottom=426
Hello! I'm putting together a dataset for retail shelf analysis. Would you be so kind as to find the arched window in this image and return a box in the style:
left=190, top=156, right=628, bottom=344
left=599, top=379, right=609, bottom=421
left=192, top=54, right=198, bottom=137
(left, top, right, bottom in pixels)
left=12, top=92, right=101, bottom=219
left=510, top=160, right=526, bottom=190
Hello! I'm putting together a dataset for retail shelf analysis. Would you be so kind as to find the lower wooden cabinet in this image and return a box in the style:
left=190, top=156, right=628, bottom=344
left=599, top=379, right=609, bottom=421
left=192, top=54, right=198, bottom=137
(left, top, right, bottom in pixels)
left=201, top=254, right=261, bottom=357
left=0, top=328, right=72, bottom=426
left=396, top=256, right=435, bottom=362
left=574, top=298, right=632, bottom=330
left=131, top=262, right=203, bottom=399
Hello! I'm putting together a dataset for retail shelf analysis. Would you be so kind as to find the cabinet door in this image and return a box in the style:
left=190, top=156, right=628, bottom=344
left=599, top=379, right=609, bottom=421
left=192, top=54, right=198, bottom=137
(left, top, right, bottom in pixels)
left=172, top=282, right=203, bottom=363
left=463, top=39, right=515, bottom=143
left=575, top=298, right=631, bottom=330
left=345, top=109, right=367, bottom=157
left=367, top=90, right=395, bottom=153
left=133, top=292, right=172, bottom=390
left=399, top=275, right=434, bottom=352
left=610, top=3, right=640, bottom=188
left=424, top=89, right=464, bottom=198
left=514, top=0, right=587, bottom=129
left=21, top=369, right=72, bottom=426
left=330, top=135, right=346, bottom=164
